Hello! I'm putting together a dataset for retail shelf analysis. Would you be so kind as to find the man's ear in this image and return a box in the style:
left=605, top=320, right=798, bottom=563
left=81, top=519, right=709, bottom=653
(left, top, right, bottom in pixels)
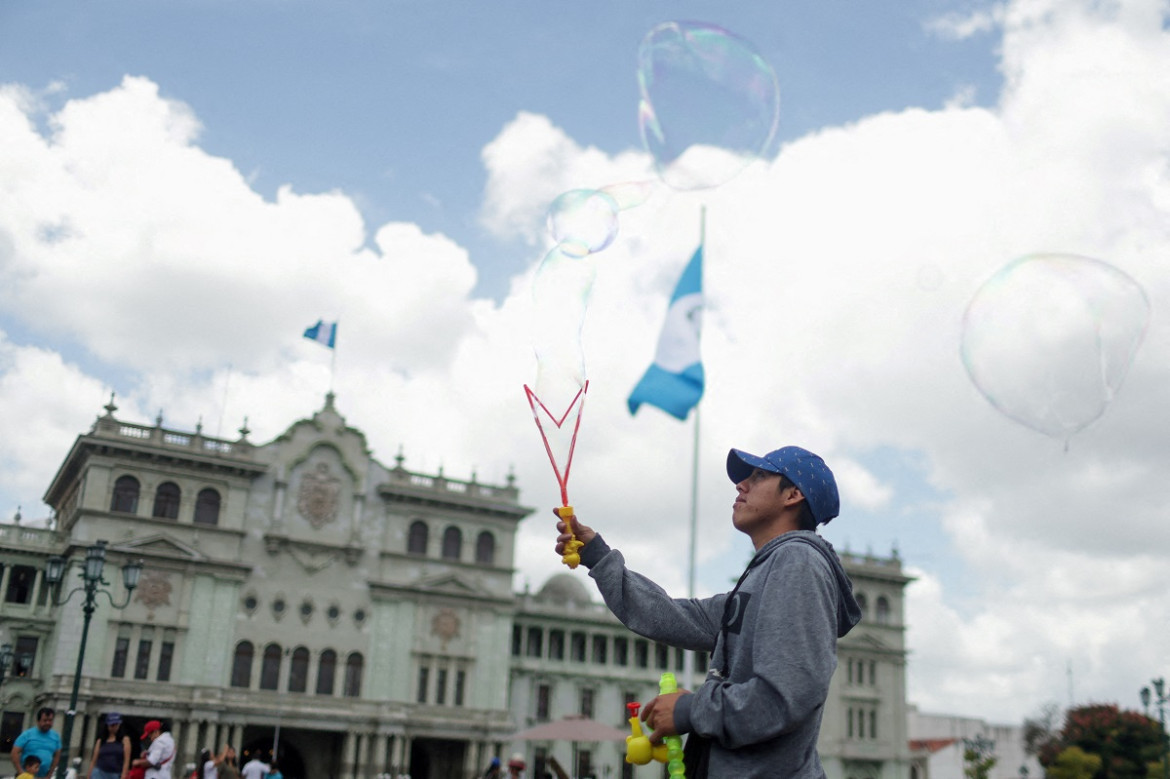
left=786, top=486, right=806, bottom=507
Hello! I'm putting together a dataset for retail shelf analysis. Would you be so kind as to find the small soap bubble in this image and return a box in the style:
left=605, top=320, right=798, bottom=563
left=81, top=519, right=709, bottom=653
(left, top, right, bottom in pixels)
left=638, top=21, right=780, bottom=190
left=546, top=189, right=620, bottom=258
left=959, top=253, right=1150, bottom=441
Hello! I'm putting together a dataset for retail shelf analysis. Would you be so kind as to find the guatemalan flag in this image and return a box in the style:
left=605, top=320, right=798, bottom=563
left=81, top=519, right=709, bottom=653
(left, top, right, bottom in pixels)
left=627, top=247, right=704, bottom=420
left=303, top=320, right=338, bottom=349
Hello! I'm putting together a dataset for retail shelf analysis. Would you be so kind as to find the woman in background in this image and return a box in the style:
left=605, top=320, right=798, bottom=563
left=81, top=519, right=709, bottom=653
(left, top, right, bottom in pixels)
left=87, top=713, right=130, bottom=779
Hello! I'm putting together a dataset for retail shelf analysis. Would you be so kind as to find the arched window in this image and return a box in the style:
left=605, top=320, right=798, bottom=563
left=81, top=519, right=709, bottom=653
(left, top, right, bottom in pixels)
left=230, top=641, right=253, bottom=688
left=876, top=596, right=891, bottom=624
left=316, top=649, right=337, bottom=695
left=475, top=531, right=495, bottom=565
left=260, top=643, right=282, bottom=690
left=194, top=488, right=221, bottom=525
left=111, top=476, right=140, bottom=514
left=152, top=482, right=181, bottom=520
left=855, top=593, right=868, bottom=620
left=407, top=521, right=428, bottom=555
left=343, top=652, right=364, bottom=697
left=441, top=526, right=462, bottom=560
left=288, top=646, right=309, bottom=693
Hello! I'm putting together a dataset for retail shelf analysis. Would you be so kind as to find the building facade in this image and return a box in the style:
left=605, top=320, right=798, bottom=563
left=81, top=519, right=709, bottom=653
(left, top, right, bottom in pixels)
left=0, top=397, right=914, bottom=779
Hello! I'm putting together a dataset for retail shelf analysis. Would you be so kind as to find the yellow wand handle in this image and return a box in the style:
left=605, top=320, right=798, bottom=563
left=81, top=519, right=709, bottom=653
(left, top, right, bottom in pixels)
left=556, top=505, right=582, bottom=569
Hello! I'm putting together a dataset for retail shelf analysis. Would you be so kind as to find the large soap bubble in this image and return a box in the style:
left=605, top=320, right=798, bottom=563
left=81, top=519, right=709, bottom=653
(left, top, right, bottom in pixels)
left=638, top=21, right=780, bottom=191
left=960, top=253, right=1150, bottom=442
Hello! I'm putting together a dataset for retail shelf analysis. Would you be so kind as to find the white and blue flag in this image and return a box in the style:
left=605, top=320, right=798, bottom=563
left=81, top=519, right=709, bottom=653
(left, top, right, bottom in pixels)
left=628, top=247, right=704, bottom=420
left=303, top=320, right=338, bottom=349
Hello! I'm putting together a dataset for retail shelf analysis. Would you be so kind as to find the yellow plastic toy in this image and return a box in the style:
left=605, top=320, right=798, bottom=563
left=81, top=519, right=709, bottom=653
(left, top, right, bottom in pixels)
left=555, top=505, right=582, bottom=568
left=624, top=673, right=686, bottom=778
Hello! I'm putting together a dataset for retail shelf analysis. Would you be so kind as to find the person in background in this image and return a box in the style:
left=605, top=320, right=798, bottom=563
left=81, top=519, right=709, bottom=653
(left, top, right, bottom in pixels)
left=17, top=755, right=42, bottom=779
left=131, top=722, right=174, bottom=779
left=239, top=754, right=268, bottom=779
left=263, top=761, right=281, bottom=779
left=11, top=708, right=61, bottom=779
left=480, top=756, right=500, bottom=779
left=88, top=713, right=130, bottom=779
left=505, top=754, right=526, bottom=779
left=216, top=747, right=239, bottom=779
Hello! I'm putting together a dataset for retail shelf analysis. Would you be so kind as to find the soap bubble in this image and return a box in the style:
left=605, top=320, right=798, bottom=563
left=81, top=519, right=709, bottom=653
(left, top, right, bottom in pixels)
left=960, top=253, right=1150, bottom=442
left=546, top=189, right=621, bottom=258
left=638, top=21, right=780, bottom=190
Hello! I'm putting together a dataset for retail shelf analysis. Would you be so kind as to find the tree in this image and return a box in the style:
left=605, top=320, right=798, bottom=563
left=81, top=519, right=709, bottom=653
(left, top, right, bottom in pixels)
left=1047, top=747, right=1103, bottom=779
left=964, top=746, right=998, bottom=779
left=1037, top=704, right=1163, bottom=779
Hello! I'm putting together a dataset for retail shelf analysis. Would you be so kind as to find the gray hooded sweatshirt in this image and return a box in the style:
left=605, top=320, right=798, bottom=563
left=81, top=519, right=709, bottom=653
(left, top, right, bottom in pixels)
left=580, top=529, right=861, bottom=779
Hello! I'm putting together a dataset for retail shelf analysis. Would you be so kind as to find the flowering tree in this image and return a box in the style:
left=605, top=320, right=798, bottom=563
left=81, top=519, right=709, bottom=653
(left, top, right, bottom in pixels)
left=1037, top=704, right=1162, bottom=779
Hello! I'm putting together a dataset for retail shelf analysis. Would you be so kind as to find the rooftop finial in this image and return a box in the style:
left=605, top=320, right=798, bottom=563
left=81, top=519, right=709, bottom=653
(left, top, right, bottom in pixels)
left=325, top=391, right=336, bottom=410
left=103, top=392, right=118, bottom=417
left=238, top=416, right=251, bottom=440
left=155, top=409, right=164, bottom=427
left=13, top=505, right=21, bottom=525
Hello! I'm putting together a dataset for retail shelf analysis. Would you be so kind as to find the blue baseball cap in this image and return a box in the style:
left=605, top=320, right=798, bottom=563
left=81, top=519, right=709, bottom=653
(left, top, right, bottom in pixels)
left=727, top=446, right=840, bottom=525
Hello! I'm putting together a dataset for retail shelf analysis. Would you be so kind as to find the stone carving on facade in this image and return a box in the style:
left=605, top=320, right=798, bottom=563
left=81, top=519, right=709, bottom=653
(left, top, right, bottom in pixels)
left=297, top=462, right=341, bottom=529
left=134, top=569, right=172, bottom=619
left=431, top=608, right=461, bottom=650
left=287, top=543, right=338, bottom=574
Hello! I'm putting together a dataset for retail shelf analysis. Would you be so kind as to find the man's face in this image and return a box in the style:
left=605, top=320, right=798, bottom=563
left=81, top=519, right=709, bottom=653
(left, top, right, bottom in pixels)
left=36, top=712, right=53, bottom=732
left=732, top=468, right=802, bottom=541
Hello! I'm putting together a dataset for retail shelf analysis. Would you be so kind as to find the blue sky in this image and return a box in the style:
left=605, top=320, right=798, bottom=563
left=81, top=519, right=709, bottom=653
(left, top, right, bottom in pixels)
left=0, top=0, right=1001, bottom=297
left=2, top=0, right=1169, bottom=727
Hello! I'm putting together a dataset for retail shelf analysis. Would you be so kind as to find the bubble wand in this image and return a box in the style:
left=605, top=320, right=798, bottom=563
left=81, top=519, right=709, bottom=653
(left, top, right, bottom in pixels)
left=523, top=380, right=588, bottom=568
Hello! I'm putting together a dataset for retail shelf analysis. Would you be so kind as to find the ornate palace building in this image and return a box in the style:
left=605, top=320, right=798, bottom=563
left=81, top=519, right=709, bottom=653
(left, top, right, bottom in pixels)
left=0, top=396, right=913, bottom=779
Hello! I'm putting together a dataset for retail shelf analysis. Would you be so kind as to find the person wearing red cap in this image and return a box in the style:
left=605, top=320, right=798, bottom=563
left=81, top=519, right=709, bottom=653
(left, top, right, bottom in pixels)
left=131, top=722, right=174, bottom=779
left=554, top=446, right=862, bottom=779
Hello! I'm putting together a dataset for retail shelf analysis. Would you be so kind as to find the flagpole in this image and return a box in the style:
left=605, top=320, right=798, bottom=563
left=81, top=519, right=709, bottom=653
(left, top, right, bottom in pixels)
left=685, top=205, right=706, bottom=689
left=329, top=322, right=338, bottom=393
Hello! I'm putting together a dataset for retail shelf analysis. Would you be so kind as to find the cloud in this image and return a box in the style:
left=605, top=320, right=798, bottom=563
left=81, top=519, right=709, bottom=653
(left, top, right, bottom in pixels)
left=1, top=0, right=1168, bottom=725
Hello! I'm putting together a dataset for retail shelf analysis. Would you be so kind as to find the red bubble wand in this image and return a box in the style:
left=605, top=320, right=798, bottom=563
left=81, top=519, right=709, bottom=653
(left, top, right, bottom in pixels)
left=523, top=380, right=588, bottom=568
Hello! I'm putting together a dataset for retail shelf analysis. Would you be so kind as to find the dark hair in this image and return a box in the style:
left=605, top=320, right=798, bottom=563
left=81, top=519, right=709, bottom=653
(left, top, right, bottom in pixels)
left=778, top=474, right=817, bottom=531
left=36, top=708, right=55, bottom=719
left=23, top=756, right=42, bottom=770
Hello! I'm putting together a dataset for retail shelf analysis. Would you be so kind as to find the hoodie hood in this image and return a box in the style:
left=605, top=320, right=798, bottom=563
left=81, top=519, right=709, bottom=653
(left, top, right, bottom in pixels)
left=757, top=531, right=862, bottom=638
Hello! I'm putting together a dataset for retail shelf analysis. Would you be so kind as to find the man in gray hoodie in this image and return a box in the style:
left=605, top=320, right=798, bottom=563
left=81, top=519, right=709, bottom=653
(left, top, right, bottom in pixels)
left=555, top=445, right=862, bottom=778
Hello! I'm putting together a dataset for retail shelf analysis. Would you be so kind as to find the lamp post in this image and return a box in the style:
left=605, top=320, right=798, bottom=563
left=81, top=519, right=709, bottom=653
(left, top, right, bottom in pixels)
left=1141, top=678, right=1169, bottom=779
left=45, top=541, right=143, bottom=779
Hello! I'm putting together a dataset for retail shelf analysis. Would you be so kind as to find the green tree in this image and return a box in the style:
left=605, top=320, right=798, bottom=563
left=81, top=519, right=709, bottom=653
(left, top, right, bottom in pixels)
left=1037, top=704, right=1162, bottom=779
left=1047, top=747, right=1103, bottom=779
left=964, top=747, right=998, bottom=779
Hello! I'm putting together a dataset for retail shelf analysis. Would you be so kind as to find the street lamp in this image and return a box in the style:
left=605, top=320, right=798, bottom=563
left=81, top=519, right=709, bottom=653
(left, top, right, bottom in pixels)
left=45, top=540, right=143, bottom=779
left=1140, top=678, right=1168, bottom=779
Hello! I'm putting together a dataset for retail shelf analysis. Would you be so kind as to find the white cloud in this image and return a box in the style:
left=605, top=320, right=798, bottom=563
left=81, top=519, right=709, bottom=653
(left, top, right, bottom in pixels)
left=1, top=0, right=1168, bottom=725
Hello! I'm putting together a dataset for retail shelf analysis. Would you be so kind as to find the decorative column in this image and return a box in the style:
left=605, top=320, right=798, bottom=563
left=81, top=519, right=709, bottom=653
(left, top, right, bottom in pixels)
left=341, top=731, right=357, bottom=779
left=369, top=734, right=389, bottom=778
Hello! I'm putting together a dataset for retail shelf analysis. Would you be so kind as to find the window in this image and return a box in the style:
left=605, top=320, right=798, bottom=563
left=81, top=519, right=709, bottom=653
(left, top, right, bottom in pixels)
left=111, top=475, right=140, bottom=513
left=536, top=683, right=551, bottom=721
left=614, top=638, right=628, bottom=666
left=194, top=488, right=221, bottom=525
left=13, top=636, right=37, bottom=677
left=0, top=712, right=24, bottom=756
left=151, top=482, right=181, bottom=520
left=570, top=632, right=586, bottom=662
left=289, top=647, right=309, bottom=693
left=591, top=635, right=607, bottom=664
left=134, top=640, right=152, bottom=679
left=4, top=566, right=35, bottom=604
left=847, top=707, right=853, bottom=738
left=260, top=643, right=281, bottom=690
left=230, top=641, right=253, bottom=688
left=157, top=642, right=174, bottom=682
left=576, top=750, right=592, bottom=779
left=855, top=593, right=868, bottom=620
left=655, top=643, right=669, bottom=670
left=475, top=531, right=495, bottom=564
left=316, top=650, right=336, bottom=695
left=869, top=660, right=877, bottom=686
left=441, top=526, right=462, bottom=559
left=634, top=640, right=649, bottom=669
left=436, top=668, right=448, bottom=705
left=417, top=667, right=429, bottom=703
left=407, top=521, right=428, bottom=555
left=870, top=709, right=877, bottom=739
left=579, top=687, right=595, bottom=718
left=675, top=647, right=685, bottom=671
left=548, top=630, right=564, bottom=661
left=343, top=652, right=363, bottom=697
left=526, top=628, right=543, bottom=658
left=455, top=670, right=466, bottom=706
left=511, top=625, right=522, bottom=656
left=111, top=637, right=130, bottom=678
left=876, top=596, right=890, bottom=624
